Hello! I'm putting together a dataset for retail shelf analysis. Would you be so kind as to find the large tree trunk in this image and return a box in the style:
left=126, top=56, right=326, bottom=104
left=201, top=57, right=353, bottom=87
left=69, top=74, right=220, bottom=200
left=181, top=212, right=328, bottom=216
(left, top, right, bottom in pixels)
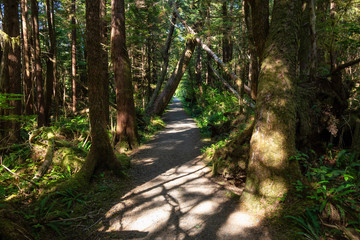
left=149, top=39, right=197, bottom=116
left=71, top=0, right=77, bottom=113
left=3, top=0, right=21, bottom=142
left=240, top=0, right=301, bottom=215
left=31, top=0, right=45, bottom=127
left=21, top=0, right=33, bottom=115
left=78, top=0, right=122, bottom=182
left=111, top=0, right=138, bottom=149
left=146, top=11, right=176, bottom=113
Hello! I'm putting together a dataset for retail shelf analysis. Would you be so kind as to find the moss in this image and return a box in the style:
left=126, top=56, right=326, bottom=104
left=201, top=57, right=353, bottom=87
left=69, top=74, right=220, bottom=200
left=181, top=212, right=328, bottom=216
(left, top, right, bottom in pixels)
left=115, top=152, right=131, bottom=169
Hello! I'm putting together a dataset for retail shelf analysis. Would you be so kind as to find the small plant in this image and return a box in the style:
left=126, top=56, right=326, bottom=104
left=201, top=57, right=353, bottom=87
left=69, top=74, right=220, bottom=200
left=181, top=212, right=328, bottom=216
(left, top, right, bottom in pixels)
left=287, top=208, right=323, bottom=240
left=23, top=196, right=70, bottom=236
left=56, top=188, right=87, bottom=209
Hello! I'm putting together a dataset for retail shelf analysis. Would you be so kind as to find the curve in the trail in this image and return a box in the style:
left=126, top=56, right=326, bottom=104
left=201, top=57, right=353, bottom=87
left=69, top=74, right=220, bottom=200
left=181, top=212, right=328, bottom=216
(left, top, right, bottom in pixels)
left=93, top=98, right=269, bottom=240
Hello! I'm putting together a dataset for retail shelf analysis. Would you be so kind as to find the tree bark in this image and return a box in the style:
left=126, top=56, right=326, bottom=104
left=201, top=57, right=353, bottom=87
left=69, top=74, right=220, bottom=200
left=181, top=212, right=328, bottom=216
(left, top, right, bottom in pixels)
left=78, top=0, right=122, bottom=182
left=111, top=0, right=138, bottom=149
left=71, top=0, right=77, bottom=113
left=31, top=0, right=45, bottom=127
left=100, top=0, right=110, bottom=125
left=21, top=0, right=33, bottom=115
left=244, top=0, right=269, bottom=100
left=240, top=0, right=301, bottom=215
left=45, top=0, right=56, bottom=125
left=3, top=0, right=22, bottom=141
left=149, top=39, right=197, bottom=116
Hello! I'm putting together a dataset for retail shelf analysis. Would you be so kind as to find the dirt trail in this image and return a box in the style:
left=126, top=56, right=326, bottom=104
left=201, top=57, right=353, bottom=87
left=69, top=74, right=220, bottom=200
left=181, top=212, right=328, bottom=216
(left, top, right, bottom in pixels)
left=92, top=98, right=270, bottom=239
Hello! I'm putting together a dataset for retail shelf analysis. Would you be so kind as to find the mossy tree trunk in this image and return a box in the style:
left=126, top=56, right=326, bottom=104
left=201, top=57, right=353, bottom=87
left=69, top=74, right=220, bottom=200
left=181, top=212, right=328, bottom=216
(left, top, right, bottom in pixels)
left=111, top=0, right=139, bottom=150
left=77, top=0, right=122, bottom=183
left=240, top=0, right=301, bottom=215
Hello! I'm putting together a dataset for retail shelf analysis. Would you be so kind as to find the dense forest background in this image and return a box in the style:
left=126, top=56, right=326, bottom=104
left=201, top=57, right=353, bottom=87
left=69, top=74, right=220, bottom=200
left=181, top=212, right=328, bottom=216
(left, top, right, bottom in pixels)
left=0, top=0, right=360, bottom=239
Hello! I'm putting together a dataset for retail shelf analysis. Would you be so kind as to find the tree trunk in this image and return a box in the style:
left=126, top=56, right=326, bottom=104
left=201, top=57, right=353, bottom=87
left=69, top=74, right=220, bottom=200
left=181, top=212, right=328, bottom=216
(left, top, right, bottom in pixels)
left=195, top=45, right=203, bottom=100
left=21, top=0, right=33, bottom=115
left=31, top=0, right=45, bottom=127
left=240, top=0, right=301, bottom=215
left=244, top=0, right=269, bottom=100
left=45, top=0, right=56, bottom=125
left=222, top=1, right=233, bottom=64
left=111, top=0, right=138, bottom=149
left=149, top=39, right=197, bottom=116
left=78, top=0, right=122, bottom=182
left=100, top=0, right=110, bottom=125
left=3, top=0, right=21, bottom=141
left=71, top=0, right=77, bottom=113
left=146, top=11, right=177, bottom=113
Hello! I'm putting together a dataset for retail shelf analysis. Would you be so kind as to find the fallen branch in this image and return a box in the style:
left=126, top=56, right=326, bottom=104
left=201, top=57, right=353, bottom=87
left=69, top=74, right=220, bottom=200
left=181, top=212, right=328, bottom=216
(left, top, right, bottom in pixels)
left=0, top=156, right=39, bottom=188
left=171, top=4, right=252, bottom=98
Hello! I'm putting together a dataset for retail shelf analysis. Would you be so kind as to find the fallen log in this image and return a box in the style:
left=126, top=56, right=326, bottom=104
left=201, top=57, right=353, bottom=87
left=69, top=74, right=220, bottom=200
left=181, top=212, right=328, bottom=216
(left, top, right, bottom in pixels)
left=33, top=132, right=55, bottom=180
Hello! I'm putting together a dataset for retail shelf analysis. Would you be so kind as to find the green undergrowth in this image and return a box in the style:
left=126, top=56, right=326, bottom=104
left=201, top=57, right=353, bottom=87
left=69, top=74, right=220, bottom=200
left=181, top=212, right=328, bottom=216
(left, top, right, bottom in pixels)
left=287, top=148, right=360, bottom=240
left=137, top=108, right=166, bottom=143
left=0, top=111, right=164, bottom=239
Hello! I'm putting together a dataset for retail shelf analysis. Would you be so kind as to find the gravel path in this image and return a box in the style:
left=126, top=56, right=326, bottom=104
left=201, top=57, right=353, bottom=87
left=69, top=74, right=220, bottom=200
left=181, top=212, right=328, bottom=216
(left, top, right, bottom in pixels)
left=93, top=98, right=270, bottom=239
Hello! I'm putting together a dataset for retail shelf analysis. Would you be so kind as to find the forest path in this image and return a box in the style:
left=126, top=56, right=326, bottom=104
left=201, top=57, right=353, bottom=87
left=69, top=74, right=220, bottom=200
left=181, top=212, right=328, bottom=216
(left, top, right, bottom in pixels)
left=94, top=98, right=269, bottom=240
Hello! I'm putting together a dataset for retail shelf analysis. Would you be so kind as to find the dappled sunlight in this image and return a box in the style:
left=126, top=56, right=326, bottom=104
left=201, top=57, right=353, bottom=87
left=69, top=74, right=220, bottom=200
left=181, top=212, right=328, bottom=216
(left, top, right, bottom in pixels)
left=93, top=98, right=270, bottom=239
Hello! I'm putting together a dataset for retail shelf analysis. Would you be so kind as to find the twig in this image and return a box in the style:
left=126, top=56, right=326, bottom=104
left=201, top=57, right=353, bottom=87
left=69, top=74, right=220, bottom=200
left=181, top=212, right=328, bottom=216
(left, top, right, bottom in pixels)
left=0, top=156, right=39, bottom=188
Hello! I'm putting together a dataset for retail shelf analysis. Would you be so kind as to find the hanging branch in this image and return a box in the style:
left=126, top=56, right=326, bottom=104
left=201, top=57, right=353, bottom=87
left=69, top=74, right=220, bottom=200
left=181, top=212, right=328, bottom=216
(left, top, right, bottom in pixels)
left=210, top=64, right=254, bottom=108
left=171, top=5, right=252, bottom=98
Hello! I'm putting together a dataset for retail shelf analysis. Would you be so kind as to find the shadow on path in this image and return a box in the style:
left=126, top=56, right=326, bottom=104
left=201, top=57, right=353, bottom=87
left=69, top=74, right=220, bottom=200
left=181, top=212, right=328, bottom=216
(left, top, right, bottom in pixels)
left=85, top=98, right=271, bottom=239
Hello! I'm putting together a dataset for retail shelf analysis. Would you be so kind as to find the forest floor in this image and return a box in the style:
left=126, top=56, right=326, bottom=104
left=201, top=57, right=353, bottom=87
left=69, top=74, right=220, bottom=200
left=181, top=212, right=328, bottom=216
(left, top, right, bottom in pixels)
left=79, top=98, right=276, bottom=240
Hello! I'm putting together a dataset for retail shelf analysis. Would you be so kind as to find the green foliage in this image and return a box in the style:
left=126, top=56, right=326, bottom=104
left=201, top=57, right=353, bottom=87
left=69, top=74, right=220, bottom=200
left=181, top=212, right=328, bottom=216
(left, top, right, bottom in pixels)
left=287, top=208, right=323, bottom=240
left=56, top=188, right=87, bottom=209
left=289, top=149, right=360, bottom=238
left=178, top=85, right=243, bottom=138
left=22, top=196, right=71, bottom=236
left=136, top=109, right=166, bottom=143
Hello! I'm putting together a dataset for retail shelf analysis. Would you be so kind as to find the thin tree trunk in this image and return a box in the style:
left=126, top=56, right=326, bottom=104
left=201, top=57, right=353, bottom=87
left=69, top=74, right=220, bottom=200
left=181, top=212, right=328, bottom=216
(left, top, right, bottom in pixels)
left=146, top=11, right=177, bottom=113
left=51, top=0, right=59, bottom=121
left=111, top=0, right=138, bottom=149
left=195, top=45, right=203, bottom=100
left=309, top=0, right=317, bottom=78
left=244, top=0, right=269, bottom=100
left=78, top=0, right=122, bottom=183
left=31, top=0, right=45, bottom=127
left=100, top=0, right=109, bottom=125
left=45, top=0, right=55, bottom=125
left=240, top=0, right=301, bottom=215
left=71, top=0, right=77, bottom=113
left=21, top=0, right=33, bottom=115
left=149, top=39, right=197, bottom=116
